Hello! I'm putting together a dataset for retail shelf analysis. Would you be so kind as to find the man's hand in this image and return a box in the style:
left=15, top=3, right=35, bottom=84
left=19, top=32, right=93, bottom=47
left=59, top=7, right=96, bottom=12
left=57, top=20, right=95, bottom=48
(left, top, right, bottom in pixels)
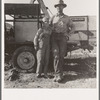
left=34, top=45, right=38, bottom=51
left=65, top=34, right=69, bottom=40
left=69, top=31, right=74, bottom=35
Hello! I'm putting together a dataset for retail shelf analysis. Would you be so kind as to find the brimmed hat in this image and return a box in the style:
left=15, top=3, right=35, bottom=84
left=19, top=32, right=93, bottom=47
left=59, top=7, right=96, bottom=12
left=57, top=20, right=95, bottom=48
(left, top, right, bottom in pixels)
left=54, top=0, right=67, bottom=8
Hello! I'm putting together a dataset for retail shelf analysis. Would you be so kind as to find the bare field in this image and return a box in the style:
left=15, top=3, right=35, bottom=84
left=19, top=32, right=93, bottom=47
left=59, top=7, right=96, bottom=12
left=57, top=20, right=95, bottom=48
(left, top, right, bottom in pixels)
left=4, top=47, right=96, bottom=88
left=5, top=71, right=96, bottom=88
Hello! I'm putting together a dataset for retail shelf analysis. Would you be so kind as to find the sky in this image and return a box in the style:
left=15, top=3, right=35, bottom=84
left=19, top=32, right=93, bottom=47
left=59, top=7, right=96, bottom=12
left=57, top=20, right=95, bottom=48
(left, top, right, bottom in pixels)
left=4, top=0, right=98, bottom=16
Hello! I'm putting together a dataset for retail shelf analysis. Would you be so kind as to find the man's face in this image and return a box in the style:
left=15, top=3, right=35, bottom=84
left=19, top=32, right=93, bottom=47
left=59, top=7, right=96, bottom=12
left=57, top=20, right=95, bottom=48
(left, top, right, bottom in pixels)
left=56, top=5, right=64, bottom=13
left=43, top=20, right=49, bottom=27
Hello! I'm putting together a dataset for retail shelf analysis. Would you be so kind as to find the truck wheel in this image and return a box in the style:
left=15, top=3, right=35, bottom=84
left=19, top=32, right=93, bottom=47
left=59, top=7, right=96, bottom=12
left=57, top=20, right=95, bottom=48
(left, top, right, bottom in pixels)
left=12, top=46, right=37, bottom=73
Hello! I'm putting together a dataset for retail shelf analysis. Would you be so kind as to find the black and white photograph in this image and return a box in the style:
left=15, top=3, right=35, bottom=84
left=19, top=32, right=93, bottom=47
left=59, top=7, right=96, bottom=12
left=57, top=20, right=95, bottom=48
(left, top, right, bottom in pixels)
left=2, top=0, right=99, bottom=99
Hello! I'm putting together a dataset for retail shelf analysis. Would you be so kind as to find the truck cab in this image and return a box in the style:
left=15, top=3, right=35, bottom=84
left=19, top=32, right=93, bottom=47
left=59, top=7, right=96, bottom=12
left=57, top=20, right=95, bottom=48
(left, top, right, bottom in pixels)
left=5, top=3, right=42, bottom=72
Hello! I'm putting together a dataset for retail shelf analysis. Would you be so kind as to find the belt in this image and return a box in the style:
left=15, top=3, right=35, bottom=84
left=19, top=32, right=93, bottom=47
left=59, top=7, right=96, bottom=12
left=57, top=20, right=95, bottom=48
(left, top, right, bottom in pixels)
left=53, top=31, right=63, bottom=34
left=52, top=32, right=65, bottom=36
left=52, top=32, right=69, bottom=40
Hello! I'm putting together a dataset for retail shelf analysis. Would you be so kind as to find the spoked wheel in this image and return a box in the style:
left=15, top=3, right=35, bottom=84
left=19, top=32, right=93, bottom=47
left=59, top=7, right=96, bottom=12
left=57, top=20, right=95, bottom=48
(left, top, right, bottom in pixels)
left=12, top=46, right=37, bottom=73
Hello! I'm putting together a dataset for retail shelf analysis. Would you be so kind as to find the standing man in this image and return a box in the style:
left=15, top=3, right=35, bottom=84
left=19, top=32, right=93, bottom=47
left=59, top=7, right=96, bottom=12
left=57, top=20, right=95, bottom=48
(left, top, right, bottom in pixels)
left=34, top=16, right=52, bottom=78
left=50, top=0, right=75, bottom=82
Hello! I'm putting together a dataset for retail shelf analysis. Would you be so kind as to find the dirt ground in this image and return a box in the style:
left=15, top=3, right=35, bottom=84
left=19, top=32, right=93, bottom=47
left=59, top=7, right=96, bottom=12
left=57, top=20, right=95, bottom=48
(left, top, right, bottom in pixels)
left=4, top=71, right=96, bottom=88
left=4, top=47, right=96, bottom=88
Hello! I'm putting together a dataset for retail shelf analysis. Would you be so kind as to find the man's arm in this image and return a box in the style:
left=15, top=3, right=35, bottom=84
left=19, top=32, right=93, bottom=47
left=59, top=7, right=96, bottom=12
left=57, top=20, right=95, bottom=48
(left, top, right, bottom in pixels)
left=49, top=15, right=55, bottom=27
left=33, top=28, right=42, bottom=50
left=68, top=18, right=75, bottom=34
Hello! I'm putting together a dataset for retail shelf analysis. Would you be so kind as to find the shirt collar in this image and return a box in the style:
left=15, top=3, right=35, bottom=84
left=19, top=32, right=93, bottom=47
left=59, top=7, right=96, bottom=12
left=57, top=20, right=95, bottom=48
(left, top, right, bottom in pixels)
left=56, top=13, right=65, bottom=17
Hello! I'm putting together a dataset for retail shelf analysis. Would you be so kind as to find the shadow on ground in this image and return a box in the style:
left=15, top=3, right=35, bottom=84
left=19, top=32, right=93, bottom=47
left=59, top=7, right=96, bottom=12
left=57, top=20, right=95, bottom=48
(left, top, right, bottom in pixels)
left=48, top=57, right=96, bottom=83
left=4, top=58, right=96, bottom=84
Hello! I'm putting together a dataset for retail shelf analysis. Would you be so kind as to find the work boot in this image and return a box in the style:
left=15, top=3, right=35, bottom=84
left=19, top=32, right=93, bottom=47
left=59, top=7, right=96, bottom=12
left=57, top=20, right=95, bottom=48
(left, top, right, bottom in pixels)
left=36, top=74, right=42, bottom=78
left=44, top=74, right=50, bottom=79
left=53, top=76, right=57, bottom=82
left=56, top=75, right=64, bottom=83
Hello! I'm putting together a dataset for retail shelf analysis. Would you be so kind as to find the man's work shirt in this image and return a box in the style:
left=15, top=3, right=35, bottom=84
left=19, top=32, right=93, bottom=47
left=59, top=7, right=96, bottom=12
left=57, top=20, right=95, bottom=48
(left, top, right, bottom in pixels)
left=34, top=26, right=52, bottom=48
left=50, top=13, right=75, bottom=35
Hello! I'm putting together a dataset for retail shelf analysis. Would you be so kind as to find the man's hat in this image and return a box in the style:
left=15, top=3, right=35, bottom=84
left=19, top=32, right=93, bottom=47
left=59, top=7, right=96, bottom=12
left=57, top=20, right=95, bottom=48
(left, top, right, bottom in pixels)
left=54, top=0, right=67, bottom=8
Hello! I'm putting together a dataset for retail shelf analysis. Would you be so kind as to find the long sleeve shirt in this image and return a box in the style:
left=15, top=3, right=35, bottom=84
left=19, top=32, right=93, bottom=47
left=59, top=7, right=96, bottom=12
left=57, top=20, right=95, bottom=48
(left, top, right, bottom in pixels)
left=50, top=13, right=75, bottom=35
left=34, top=26, right=52, bottom=47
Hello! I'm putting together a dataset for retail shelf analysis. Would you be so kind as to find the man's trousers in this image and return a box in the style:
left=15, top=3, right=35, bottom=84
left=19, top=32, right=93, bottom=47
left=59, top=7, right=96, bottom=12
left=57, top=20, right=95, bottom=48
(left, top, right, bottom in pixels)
left=36, top=43, right=50, bottom=75
left=52, top=34, right=67, bottom=77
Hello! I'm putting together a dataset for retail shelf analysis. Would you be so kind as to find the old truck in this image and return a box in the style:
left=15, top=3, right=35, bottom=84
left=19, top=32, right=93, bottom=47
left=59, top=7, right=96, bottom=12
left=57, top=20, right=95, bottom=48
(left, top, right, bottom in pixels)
left=4, top=0, right=95, bottom=73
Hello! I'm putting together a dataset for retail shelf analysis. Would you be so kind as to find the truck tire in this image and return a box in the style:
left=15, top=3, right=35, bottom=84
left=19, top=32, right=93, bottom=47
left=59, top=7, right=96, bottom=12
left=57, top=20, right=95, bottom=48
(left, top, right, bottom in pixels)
left=12, top=46, right=37, bottom=73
